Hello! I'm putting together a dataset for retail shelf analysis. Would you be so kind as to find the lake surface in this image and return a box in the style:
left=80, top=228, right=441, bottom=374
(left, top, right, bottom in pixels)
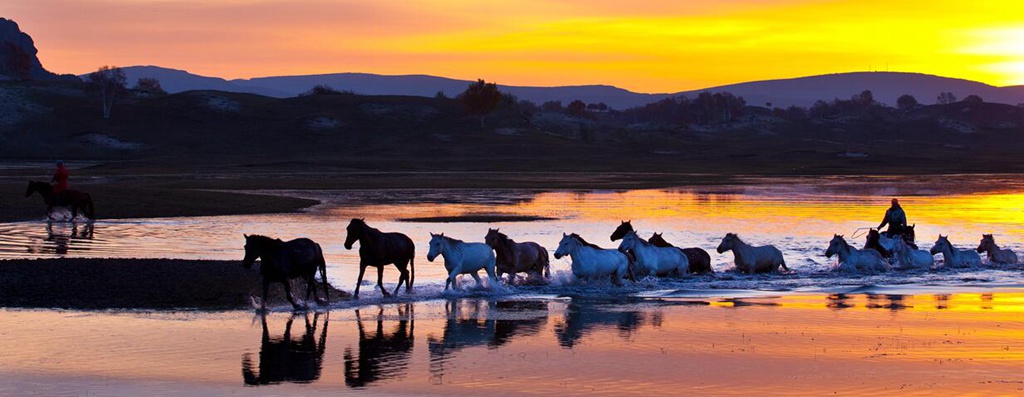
left=2, top=291, right=1024, bottom=395
left=3, top=175, right=1024, bottom=395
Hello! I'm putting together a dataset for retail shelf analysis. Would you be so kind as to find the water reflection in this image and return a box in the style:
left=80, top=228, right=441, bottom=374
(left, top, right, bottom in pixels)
left=344, top=304, right=415, bottom=388
left=428, top=299, right=550, bottom=381
left=554, top=297, right=649, bottom=349
left=35, top=222, right=94, bottom=255
left=826, top=293, right=854, bottom=310
left=242, top=312, right=328, bottom=386
left=866, top=294, right=911, bottom=311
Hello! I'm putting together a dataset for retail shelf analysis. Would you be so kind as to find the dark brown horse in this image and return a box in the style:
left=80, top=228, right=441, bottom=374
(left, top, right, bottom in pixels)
left=647, top=232, right=713, bottom=274
left=25, top=180, right=95, bottom=220
left=243, top=234, right=330, bottom=310
left=610, top=221, right=712, bottom=274
left=484, top=228, right=550, bottom=283
left=344, top=219, right=415, bottom=299
left=243, top=312, right=328, bottom=385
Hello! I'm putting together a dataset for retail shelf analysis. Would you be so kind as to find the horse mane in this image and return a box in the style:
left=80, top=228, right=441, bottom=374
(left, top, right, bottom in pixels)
left=570, top=233, right=603, bottom=249
left=725, top=233, right=744, bottom=244
left=625, top=231, right=651, bottom=247
left=248, top=234, right=284, bottom=245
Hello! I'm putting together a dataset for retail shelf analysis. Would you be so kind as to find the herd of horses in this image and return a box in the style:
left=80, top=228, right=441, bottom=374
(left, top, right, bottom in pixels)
left=240, top=218, right=1021, bottom=310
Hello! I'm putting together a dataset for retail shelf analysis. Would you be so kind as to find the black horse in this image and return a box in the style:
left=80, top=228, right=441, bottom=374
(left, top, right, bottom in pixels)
left=344, top=219, right=415, bottom=299
left=25, top=180, right=95, bottom=220
left=242, top=234, right=330, bottom=310
left=610, top=221, right=713, bottom=274
left=344, top=304, right=415, bottom=388
left=242, top=312, right=328, bottom=385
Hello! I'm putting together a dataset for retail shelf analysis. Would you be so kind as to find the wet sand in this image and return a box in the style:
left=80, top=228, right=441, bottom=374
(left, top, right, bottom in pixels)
left=0, top=259, right=349, bottom=310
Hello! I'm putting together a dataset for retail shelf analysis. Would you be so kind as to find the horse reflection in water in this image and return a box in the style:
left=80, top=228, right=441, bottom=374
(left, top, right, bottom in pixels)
left=40, top=222, right=94, bottom=255
left=242, top=312, right=328, bottom=386
left=428, top=299, right=549, bottom=381
left=554, top=297, right=652, bottom=349
left=344, top=304, right=415, bottom=388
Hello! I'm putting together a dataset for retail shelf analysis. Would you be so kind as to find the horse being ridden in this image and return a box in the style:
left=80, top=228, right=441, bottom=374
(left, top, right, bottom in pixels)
left=427, top=233, right=498, bottom=291
left=344, top=219, right=415, bottom=299
left=617, top=231, right=689, bottom=277
left=484, top=228, right=550, bottom=284
left=610, top=221, right=712, bottom=274
left=25, top=180, right=95, bottom=220
left=930, top=235, right=982, bottom=268
left=554, top=233, right=632, bottom=285
left=977, top=234, right=1019, bottom=264
left=716, top=233, right=788, bottom=274
left=825, top=234, right=889, bottom=272
left=242, top=234, right=330, bottom=310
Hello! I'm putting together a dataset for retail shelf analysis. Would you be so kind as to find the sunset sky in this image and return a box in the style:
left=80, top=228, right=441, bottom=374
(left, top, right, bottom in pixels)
left=6, top=0, right=1024, bottom=92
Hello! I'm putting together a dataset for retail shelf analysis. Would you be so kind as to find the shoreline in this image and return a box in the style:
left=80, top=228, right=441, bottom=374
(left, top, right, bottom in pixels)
left=0, top=258, right=349, bottom=310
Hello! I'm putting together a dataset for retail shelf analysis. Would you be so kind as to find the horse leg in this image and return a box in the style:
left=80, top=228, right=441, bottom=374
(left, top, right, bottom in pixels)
left=45, top=205, right=54, bottom=221
left=393, top=262, right=409, bottom=296
left=470, top=271, right=483, bottom=288
left=283, top=280, right=302, bottom=310
left=484, top=264, right=498, bottom=288
left=376, top=266, right=391, bottom=297
left=353, top=265, right=367, bottom=299
left=260, top=278, right=270, bottom=311
left=447, top=270, right=460, bottom=291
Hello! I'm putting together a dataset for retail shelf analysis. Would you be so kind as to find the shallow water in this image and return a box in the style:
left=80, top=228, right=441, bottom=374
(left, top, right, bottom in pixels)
left=2, top=175, right=1024, bottom=295
left=2, top=291, right=1023, bottom=395
left=4, top=175, right=1024, bottom=394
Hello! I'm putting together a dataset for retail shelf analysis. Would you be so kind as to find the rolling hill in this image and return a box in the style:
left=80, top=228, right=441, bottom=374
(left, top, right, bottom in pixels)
left=112, top=66, right=1024, bottom=109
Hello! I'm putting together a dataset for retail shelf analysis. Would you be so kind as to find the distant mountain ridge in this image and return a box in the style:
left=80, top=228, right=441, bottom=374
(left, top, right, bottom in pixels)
left=111, top=66, right=1024, bottom=109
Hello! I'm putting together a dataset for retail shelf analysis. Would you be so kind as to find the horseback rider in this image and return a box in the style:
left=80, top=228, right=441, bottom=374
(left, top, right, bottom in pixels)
left=51, top=160, right=69, bottom=203
left=878, top=198, right=907, bottom=238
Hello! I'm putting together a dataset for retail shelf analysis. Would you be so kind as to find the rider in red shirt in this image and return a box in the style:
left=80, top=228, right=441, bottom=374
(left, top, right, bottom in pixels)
left=51, top=160, right=69, bottom=194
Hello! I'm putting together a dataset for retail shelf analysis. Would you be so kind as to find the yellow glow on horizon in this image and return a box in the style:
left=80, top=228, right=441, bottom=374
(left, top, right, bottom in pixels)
left=5, top=0, right=1024, bottom=91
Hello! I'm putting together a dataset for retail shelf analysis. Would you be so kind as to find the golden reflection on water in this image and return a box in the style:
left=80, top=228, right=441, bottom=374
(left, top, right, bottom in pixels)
left=2, top=292, right=1024, bottom=395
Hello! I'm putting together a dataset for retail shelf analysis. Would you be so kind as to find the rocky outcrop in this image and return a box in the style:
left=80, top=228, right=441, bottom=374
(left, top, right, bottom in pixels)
left=0, top=18, right=77, bottom=81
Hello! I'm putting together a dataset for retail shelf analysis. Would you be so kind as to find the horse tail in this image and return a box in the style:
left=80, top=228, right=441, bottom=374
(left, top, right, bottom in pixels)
left=409, top=255, right=415, bottom=291
left=84, top=194, right=95, bottom=219
left=540, top=248, right=550, bottom=278
left=316, top=243, right=330, bottom=303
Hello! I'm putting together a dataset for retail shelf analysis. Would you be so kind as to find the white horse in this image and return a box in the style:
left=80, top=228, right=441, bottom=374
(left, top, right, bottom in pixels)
left=554, top=233, right=632, bottom=285
left=977, top=234, right=1019, bottom=264
left=930, top=235, right=982, bottom=268
left=427, top=233, right=498, bottom=291
left=617, top=231, right=689, bottom=277
left=825, top=234, right=889, bottom=272
left=716, top=233, right=788, bottom=274
left=890, top=238, right=934, bottom=269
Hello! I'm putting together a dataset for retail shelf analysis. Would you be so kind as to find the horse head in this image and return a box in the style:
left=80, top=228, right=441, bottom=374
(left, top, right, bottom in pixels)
left=610, top=220, right=633, bottom=241
left=344, top=218, right=366, bottom=250
left=825, top=234, right=845, bottom=258
left=484, top=228, right=502, bottom=248
left=930, top=235, right=949, bottom=255
left=242, top=234, right=260, bottom=269
left=554, top=233, right=574, bottom=259
left=426, top=233, right=445, bottom=262
left=25, top=180, right=48, bottom=198
left=716, top=233, right=738, bottom=254
left=977, top=234, right=995, bottom=253
left=617, top=230, right=641, bottom=252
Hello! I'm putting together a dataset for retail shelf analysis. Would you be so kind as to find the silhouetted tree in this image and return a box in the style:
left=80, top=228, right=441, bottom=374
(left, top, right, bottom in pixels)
left=300, top=84, right=346, bottom=96
left=586, top=103, right=599, bottom=112
left=896, top=94, right=918, bottom=110
left=937, top=92, right=957, bottom=105
left=963, top=94, right=983, bottom=103
left=132, top=77, right=166, bottom=96
left=783, top=105, right=808, bottom=120
left=566, top=100, right=588, bottom=118
left=852, top=90, right=875, bottom=107
left=434, top=91, right=448, bottom=99
left=459, top=79, right=502, bottom=128
left=86, top=65, right=127, bottom=119
left=540, top=100, right=563, bottom=112
left=596, top=102, right=609, bottom=112
left=0, top=41, right=32, bottom=79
